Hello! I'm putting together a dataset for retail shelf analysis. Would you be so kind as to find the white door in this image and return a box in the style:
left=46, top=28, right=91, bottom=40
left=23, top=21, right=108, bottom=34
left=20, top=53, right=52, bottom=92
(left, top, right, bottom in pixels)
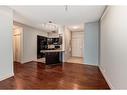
left=72, top=32, right=84, bottom=57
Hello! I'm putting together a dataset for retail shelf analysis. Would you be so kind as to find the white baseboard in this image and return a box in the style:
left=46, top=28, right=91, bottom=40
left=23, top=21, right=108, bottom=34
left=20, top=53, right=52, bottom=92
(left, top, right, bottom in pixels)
left=99, top=65, right=114, bottom=89
left=0, top=73, right=14, bottom=81
left=84, top=63, right=98, bottom=66
left=65, top=62, right=98, bottom=66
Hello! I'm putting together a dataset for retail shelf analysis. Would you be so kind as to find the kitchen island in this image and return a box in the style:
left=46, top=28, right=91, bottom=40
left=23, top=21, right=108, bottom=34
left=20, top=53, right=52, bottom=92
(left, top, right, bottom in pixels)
left=40, top=49, right=64, bottom=65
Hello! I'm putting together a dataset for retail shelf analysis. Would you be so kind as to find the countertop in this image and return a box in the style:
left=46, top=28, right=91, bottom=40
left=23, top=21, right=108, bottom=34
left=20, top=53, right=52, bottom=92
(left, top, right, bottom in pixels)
left=40, top=49, right=65, bottom=53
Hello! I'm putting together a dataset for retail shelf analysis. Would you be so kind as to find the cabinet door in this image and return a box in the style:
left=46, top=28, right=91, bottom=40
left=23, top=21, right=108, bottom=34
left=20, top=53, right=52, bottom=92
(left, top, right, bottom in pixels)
left=45, top=52, right=60, bottom=65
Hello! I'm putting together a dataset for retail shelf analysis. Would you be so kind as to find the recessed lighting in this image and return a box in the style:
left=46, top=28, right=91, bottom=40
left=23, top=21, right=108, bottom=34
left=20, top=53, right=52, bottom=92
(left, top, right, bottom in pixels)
left=73, top=26, right=78, bottom=29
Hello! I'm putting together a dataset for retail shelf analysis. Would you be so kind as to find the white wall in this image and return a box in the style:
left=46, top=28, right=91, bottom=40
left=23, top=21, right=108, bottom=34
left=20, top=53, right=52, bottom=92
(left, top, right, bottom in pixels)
left=100, top=6, right=127, bottom=89
left=14, top=22, right=48, bottom=63
left=0, top=7, right=14, bottom=81
left=84, top=22, right=99, bottom=65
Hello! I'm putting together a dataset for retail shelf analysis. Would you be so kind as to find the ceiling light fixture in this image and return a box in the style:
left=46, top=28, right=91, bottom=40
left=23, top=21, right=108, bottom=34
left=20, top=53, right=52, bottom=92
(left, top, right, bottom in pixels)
left=73, top=26, right=78, bottom=29
left=42, top=21, right=58, bottom=32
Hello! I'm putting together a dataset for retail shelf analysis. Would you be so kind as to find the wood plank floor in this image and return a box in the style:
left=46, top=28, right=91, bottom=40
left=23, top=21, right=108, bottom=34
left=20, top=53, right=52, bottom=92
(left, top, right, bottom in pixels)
left=0, top=61, right=110, bottom=89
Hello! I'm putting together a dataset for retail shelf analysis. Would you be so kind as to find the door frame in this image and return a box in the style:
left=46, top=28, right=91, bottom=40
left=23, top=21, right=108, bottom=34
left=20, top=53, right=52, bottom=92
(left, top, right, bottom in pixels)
left=13, top=25, right=23, bottom=63
left=71, top=31, right=85, bottom=62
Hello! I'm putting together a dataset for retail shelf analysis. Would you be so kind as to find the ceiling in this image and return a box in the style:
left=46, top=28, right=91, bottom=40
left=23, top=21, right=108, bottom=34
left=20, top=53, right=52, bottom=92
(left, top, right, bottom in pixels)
left=67, top=24, right=84, bottom=32
left=10, top=6, right=105, bottom=30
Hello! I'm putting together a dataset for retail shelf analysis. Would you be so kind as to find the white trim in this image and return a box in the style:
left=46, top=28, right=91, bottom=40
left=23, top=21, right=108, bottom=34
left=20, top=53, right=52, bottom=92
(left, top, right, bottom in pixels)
left=65, top=62, right=98, bottom=66
left=99, top=65, right=114, bottom=89
left=0, top=73, right=14, bottom=81
left=84, top=63, right=98, bottom=66
left=100, top=6, right=111, bottom=21
left=65, top=61, right=84, bottom=65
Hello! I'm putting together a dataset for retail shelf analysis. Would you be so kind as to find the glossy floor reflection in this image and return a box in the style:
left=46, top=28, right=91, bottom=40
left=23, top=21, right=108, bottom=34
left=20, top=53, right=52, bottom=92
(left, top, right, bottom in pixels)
left=0, top=62, right=110, bottom=89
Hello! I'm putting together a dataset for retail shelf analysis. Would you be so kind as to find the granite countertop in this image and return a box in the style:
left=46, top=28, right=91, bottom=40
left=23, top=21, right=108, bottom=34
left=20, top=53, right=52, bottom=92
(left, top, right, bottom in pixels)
left=40, top=49, right=65, bottom=53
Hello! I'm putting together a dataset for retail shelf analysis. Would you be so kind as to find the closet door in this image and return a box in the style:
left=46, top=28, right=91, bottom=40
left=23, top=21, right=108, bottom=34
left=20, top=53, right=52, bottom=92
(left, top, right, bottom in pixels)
left=72, top=32, right=84, bottom=57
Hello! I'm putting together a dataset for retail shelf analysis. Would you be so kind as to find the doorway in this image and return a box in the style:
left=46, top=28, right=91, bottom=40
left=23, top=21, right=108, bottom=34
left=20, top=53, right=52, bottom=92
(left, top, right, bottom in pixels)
left=71, top=32, right=84, bottom=57
left=13, top=25, right=23, bottom=63
left=67, top=31, right=84, bottom=64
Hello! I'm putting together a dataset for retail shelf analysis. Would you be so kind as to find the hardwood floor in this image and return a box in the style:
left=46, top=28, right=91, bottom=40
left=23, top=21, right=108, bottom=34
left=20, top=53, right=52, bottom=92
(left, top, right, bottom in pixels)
left=0, top=61, right=110, bottom=89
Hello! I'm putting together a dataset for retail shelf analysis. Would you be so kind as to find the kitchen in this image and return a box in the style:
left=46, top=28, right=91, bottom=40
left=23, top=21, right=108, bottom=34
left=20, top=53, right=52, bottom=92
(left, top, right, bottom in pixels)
left=13, top=21, right=85, bottom=66
left=37, top=23, right=65, bottom=65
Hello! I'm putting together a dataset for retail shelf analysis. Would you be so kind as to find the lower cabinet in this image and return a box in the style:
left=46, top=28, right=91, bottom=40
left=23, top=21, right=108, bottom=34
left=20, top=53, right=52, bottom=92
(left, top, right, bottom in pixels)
left=45, top=52, right=61, bottom=65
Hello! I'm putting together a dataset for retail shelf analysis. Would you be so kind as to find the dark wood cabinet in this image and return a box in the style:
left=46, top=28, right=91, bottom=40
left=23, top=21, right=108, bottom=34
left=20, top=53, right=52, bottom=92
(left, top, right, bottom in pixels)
left=37, top=35, right=47, bottom=59
left=47, top=36, right=62, bottom=45
left=37, top=35, right=63, bottom=64
left=45, top=52, right=61, bottom=65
